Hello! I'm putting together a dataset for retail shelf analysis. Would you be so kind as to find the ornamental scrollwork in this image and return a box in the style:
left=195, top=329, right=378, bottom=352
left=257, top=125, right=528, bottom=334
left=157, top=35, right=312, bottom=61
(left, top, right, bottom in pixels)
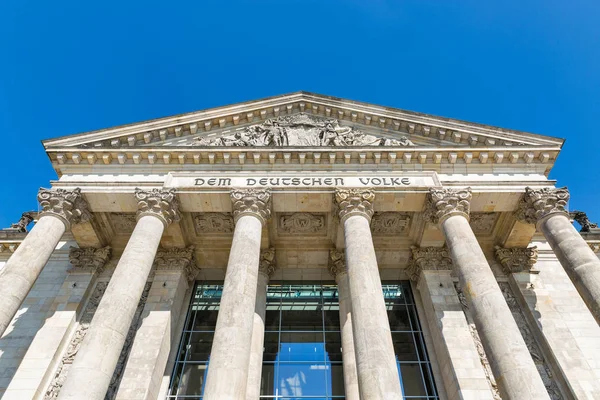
left=192, top=113, right=415, bottom=147
left=514, top=187, right=569, bottom=225
left=154, top=246, right=199, bottom=282
left=230, top=188, right=272, bottom=224
left=69, top=246, right=112, bottom=274
left=38, top=188, right=92, bottom=227
left=194, top=213, right=234, bottom=234
left=259, top=248, right=277, bottom=278
left=279, top=213, right=326, bottom=234
left=135, top=188, right=181, bottom=227
left=371, top=212, right=410, bottom=235
left=335, top=188, right=375, bottom=222
left=405, top=246, right=453, bottom=282
left=328, top=249, right=347, bottom=279
left=423, top=188, right=472, bottom=224
left=494, top=246, right=538, bottom=274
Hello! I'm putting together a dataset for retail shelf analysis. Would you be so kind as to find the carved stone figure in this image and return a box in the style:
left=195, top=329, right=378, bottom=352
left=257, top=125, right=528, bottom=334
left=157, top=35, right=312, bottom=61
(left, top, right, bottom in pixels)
left=38, top=188, right=92, bottom=227
left=192, top=113, right=415, bottom=147
left=3, top=212, right=34, bottom=232
left=570, top=210, right=598, bottom=232
left=279, top=213, right=326, bottom=234
left=371, top=212, right=410, bottom=235
left=494, top=246, right=539, bottom=274
left=194, top=213, right=234, bottom=233
left=515, top=187, right=569, bottom=225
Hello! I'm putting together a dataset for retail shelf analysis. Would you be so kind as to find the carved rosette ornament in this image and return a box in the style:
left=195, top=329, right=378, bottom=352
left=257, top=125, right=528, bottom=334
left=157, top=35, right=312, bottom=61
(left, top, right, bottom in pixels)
left=154, top=246, right=199, bottom=282
left=259, top=248, right=277, bottom=278
left=335, top=188, right=375, bottom=222
left=68, top=246, right=112, bottom=274
left=328, top=249, right=347, bottom=279
left=494, top=246, right=539, bottom=275
left=406, top=246, right=453, bottom=282
left=37, top=188, right=92, bottom=228
left=423, top=188, right=472, bottom=224
left=515, top=187, right=570, bottom=225
left=230, top=188, right=272, bottom=225
left=135, top=188, right=181, bottom=227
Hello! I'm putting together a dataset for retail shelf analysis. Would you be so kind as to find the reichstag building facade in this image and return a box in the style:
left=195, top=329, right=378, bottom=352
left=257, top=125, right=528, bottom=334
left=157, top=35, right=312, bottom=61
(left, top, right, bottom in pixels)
left=1, top=92, right=599, bottom=400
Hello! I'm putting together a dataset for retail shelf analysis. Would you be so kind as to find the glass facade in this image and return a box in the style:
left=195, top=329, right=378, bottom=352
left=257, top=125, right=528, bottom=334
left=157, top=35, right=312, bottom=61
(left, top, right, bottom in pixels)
left=167, top=281, right=438, bottom=400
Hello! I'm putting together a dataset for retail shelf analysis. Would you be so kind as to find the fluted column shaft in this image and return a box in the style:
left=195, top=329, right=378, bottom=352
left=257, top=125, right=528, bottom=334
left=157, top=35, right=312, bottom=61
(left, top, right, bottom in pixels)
left=203, top=189, right=271, bottom=400
left=516, top=187, right=600, bottom=324
left=428, top=188, right=549, bottom=400
left=329, top=250, right=360, bottom=400
left=246, top=249, right=275, bottom=400
left=58, top=188, right=180, bottom=400
left=336, top=188, right=403, bottom=400
left=0, top=188, right=91, bottom=337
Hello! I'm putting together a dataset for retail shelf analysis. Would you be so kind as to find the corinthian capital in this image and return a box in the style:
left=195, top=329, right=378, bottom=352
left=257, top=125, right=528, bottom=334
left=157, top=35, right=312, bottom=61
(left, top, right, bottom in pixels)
left=135, top=188, right=181, bottom=227
left=38, top=188, right=92, bottom=228
left=328, top=249, right=347, bottom=279
left=230, top=188, right=272, bottom=225
left=406, top=246, right=453, bottom=282
left=494, top=246, right=538, bottom=274
left=335, top=188, right=375, bottom=222
left=424, top=188, right=472, bottom=224
left=154, top=246, right=199, bottom=281
left=69, top=246, right=112, bottom=274
left=515, top=187, right=569, bottom=225
left=259, top=248, right=277, bottom=278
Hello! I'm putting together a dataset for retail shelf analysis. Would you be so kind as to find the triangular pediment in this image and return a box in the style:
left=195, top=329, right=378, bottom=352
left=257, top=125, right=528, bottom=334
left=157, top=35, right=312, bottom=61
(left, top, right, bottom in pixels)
left=43, top=91, right=564, bottom=150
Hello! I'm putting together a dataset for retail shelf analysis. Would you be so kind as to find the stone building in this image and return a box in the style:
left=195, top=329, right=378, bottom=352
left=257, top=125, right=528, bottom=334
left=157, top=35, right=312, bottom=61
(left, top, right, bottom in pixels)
left=1, top=92, right=599, bottom=400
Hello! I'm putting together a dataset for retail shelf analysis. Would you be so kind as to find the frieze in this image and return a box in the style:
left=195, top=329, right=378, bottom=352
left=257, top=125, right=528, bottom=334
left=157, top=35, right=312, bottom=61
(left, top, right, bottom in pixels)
left=192, top=113, right=416, bottom=147
left=371, top=212, right=410, bottom=235
left=194, top=213, right=234, bottom=234
left=278, top=213, right=326, bottom=235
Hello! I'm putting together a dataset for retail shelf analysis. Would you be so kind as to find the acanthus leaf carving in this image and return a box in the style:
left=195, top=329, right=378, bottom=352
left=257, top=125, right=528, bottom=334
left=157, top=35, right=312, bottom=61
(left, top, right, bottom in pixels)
left=230, top=188, right=272, bottom=224
left=135, top=188, right=181, bottom=227
left=335, top=188, right=375, bottom=222
left=515, top=187, right=569, bottom=225
left=406, top=246, right=453, bottom=282
left=191, top=113, right=416, bottom=147
left=423, top=188, right=472, bottom=224
left=494, top=246, right=539, bottom=274
left=38, top=188, right=92, bottom=227
left=154, top=246, right=199, bottom=282
left=279, top=213, right=326, bottom=235
left=68, top=246, right=112, bottom=274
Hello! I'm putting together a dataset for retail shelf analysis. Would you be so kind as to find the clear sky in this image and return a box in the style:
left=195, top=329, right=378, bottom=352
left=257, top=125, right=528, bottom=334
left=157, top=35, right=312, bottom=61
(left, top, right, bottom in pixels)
left=0, top=1, right=598, bottom=228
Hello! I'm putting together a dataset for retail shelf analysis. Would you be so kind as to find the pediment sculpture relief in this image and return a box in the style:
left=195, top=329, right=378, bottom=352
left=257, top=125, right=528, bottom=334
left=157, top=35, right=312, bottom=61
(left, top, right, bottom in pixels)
left=192, top=113, right=415, bottom=147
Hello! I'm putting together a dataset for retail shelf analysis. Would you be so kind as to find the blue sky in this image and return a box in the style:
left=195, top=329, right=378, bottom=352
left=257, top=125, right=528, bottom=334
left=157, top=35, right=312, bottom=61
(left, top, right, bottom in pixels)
left=0, top=0, right=599, bottom=228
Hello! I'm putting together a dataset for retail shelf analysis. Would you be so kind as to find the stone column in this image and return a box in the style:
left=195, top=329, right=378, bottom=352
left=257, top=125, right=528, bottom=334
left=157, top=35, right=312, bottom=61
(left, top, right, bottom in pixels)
left=335, top=188, right=403, bottom=400
left=425, top=188, right=549, bottom=400
left=203, top=189, right=271, bottom=400
left=0, top=188, right=91, bottom=337
left=408, top=246, right=496, bottom=400
left=115, top=246, right=198, bottom=400
left=516, top=186, right=600, bottom=324
left=58, top=188, right=180, bottom=400
left=328, top=250, right=360, bottom=400
left=246, top=248, right=276, bottom=400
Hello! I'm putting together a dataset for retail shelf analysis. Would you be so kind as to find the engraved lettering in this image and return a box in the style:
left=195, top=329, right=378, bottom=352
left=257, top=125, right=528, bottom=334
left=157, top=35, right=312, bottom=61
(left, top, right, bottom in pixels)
left=359, top=178, right=370, bottom=185
left=195, top=178, right=205, bottom=185
left=371, top=178, right=381, bottom=185
left=302, top=178, right=311, bottom=185
left=391, top=178, right=401, bottom=185
left=208, top=178, right=217, bottom=186
left=282, top=178, right=291, bottom=186
left=401, top=178, right=410, bottom=185
left=335, top=178, right=344, bottom=185
left=247, top=178, right=257, bottom=186
left=324, top=178, right=333, bottom=185
left=313, top=178, right=322, bottom=185
left=292, top=178, right=300, bottom=185
left=218, top=178, right=231, bottom=186
left=259, top=178, right=268, bottom=186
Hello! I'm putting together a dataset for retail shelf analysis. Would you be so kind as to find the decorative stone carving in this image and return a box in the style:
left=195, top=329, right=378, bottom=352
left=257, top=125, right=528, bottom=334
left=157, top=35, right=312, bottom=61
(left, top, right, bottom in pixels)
left=494, top=246, right=539, bottom=274
left=570, top=210, right=598, bottom=232
left=335, top=188, right=375, bottom=222
left=192, top=113, right=416, bottom=147
left=371, top=212, right=410, bottom=235
left=423, top=188, right=472, bottom=224
left=328, top=249, right=347, bottom=278
left=230, top=188, right=272, bottom=224
left=279, top=213, right=326, bottom=234
left=498, top=282, right=563, bottom=400
left=454, top=283, right=502, bottom=400
left=68, top=246, right=112, bottom=274
left=194, top=213, right=234, bottom=234
left=45, top=282, right=108, bottom=399
left=135, top=188, right=181, bottom=227
left=154, top=246, right=199, bottom=282
left=588, top=242, right=600, bottom=253
left=38, top=187, right=92, bottom=227
left=469, top=213, right=498, bottom=235
left=259, top=248, right=277, bottom=278
left=110, top=213, right=136, bottom=233
left=515, top=187, right=569, bottom=225
left=405, top=246, right=453, bottom=282
left=105, top=282, right=152, bottom=400
left=2, top=212, right=34, bottom=232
